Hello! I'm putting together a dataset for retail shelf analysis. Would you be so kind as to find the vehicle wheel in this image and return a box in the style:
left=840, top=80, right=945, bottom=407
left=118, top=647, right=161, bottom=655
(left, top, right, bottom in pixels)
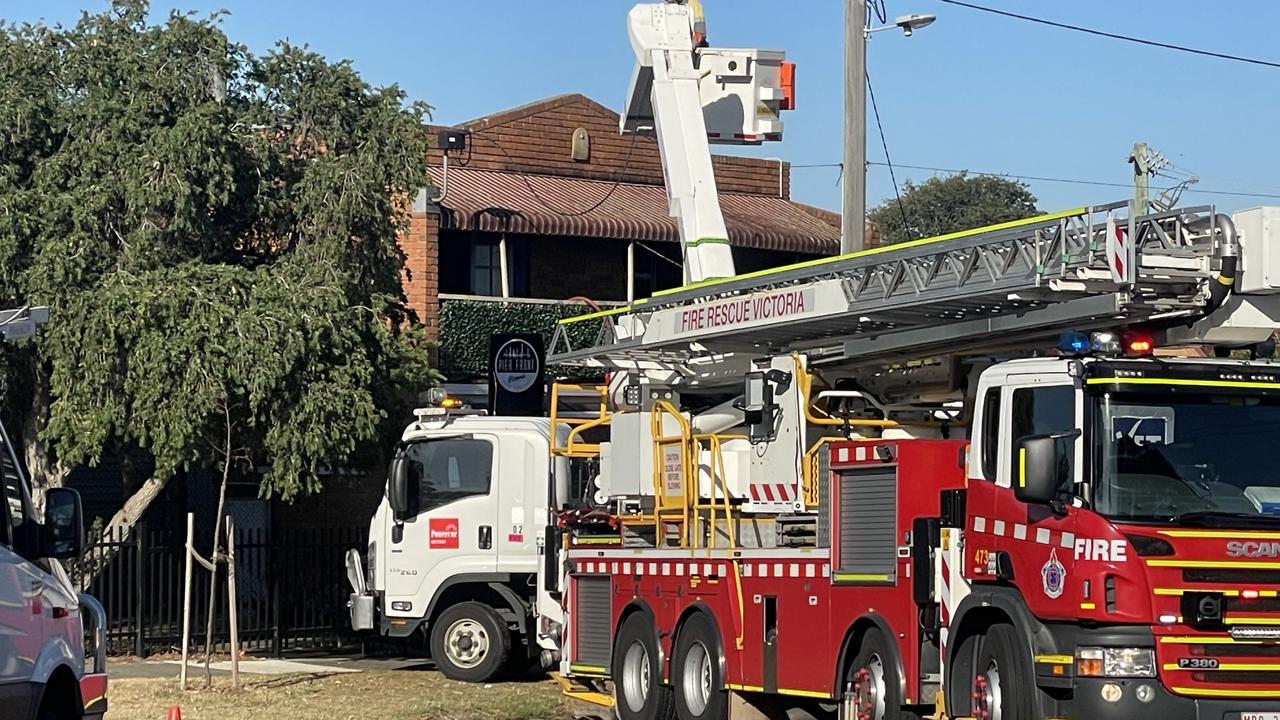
left=429, top=602, right=511, bottom=683
left=672, top=613, right=727, bottom=720
left=845, top=628, right=908, bottom=720
left=970, top=623, right=1033, bottom=720
left=613, top=613, right=675, bottom=720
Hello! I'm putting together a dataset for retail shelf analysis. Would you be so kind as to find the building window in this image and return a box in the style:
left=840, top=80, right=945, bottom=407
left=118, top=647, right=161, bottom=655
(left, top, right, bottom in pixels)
left=633, top=243, right=683, bottom=299
left=439, top=232, right=529, bottom=297
left=471, top=240, right=502, bottom=296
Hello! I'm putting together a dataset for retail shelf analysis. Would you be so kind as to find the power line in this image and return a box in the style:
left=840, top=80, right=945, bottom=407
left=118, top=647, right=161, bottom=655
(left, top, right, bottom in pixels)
left=862, top=161, right=1280, bottom=200
left=934, top=0, right=1280, bottom=70
left=865, top=71, right=912, bottom=238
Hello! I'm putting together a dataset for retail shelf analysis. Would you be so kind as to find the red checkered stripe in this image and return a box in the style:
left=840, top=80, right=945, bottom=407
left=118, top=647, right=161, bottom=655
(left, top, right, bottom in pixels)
left=572, top=559, right=831, bottom=579
left=970, top=515, right=1076, bottom=549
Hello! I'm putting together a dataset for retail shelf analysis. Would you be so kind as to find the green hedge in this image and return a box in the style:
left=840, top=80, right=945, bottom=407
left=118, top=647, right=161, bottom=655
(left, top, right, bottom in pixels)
left=439, top=298, right=607, bottom=379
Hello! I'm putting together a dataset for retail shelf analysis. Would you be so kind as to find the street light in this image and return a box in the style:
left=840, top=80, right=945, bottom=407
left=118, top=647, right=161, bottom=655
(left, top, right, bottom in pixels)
left=865, top=13, right=937, bottom=37
left=842, top=4, right=936, bottom=254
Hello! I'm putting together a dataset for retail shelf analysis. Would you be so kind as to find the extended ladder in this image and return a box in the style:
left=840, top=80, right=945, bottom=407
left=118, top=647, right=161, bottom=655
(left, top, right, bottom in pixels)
left=550, top=202, right=1226, bottom=375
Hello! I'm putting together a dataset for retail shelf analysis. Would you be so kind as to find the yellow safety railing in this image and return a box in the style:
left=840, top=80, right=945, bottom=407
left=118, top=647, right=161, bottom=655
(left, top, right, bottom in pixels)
left=692, top=433, right=742, bottom=551
left=550, top=383, right=610, bottom=458
left=650, top=399, right=694, bottom=546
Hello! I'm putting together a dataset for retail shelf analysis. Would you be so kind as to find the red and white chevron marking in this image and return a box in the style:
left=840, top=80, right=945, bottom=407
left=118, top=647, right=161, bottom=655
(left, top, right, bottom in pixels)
left=748, top=483, right=795, bottom=503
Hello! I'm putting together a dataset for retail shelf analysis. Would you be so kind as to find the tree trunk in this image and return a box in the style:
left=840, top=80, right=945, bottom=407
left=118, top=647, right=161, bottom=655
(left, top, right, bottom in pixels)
left=73, top=474, right=170, bottom=592
left=21, top=364, right=69, bottom=512
left=204, top=399, right=234, bottom=688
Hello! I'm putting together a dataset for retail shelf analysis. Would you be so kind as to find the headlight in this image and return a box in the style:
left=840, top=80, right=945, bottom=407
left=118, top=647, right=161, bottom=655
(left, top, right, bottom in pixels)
left=1076, top=647, right=1156, bottom=678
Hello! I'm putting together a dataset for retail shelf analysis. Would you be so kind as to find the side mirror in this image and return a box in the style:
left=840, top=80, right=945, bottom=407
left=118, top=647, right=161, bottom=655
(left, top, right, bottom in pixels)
left=387, top=451, right=411, bottom=520
left=42, top=487, right=83, bottom=560
left=1014, top=430, right=1080, bottom=506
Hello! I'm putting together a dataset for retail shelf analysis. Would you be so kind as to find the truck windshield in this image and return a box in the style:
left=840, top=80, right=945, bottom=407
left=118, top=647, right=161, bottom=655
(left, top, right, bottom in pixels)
left=1092, top=389, right=1280, bottom=523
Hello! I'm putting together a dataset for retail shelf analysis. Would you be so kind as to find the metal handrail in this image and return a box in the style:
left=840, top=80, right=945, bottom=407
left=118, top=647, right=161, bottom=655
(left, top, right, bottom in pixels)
left=78, top=593, right=107, bottom=675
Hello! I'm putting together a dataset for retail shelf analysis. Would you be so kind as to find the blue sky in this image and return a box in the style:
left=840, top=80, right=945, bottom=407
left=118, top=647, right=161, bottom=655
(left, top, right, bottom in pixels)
left=6, top=0, right=1280, bottom=215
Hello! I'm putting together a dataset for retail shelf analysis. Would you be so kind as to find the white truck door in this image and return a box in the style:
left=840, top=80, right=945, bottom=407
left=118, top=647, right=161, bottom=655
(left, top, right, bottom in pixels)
left=495, top=435, right=544, bottom=574
left=383, top=434, right=500, bottom=616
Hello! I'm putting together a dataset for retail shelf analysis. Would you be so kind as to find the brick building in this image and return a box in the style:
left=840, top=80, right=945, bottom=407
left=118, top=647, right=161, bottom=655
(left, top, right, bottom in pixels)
left=399, top=94, right=843, bottom=380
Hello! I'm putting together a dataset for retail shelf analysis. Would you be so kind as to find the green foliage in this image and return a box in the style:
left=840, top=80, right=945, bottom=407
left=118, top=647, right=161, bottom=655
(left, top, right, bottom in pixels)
left=869, top=173, right=1039, bottom=246
left=0, top=1, right=436, bottom=500
left=439, top=299, right=605, bottom=379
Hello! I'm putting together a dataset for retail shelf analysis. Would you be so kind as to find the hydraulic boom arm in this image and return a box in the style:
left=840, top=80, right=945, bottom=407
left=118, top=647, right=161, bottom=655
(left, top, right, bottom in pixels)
left=623, top=1, right=794, bottom=284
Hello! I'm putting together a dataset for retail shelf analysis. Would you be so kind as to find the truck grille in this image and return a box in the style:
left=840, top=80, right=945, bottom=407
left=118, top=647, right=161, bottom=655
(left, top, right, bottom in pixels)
left=1184, top=569, right=1280, bottom=584
left=1158, top=637, right=1280, bottom=698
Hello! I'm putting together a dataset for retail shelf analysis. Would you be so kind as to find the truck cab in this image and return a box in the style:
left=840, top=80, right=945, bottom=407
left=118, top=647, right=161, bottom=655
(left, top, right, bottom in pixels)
left=347, top=406, right=570, bottom=682
left=954, top=346, right=1280, bottom=717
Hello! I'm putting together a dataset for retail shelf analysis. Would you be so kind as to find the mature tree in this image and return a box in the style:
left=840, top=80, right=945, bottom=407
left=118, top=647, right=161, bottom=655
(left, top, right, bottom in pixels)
left=0, top=2, right=435, bottom=547
left=869, top=173, right=1039, bottom=246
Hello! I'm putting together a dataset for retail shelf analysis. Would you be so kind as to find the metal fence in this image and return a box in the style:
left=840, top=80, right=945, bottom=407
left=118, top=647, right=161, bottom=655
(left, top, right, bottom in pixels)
left=70, top=523, right=366, bottom=657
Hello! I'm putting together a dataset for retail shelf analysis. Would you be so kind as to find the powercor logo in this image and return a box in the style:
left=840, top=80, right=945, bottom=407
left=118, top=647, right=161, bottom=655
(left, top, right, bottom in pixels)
left=429, top=518, right=460, bottom=549
left=1227, top=541, right=1280, bottom=558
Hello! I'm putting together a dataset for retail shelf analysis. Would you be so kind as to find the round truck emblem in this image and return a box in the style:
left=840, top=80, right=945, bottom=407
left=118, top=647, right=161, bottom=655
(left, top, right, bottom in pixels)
left=1041, top=548, right=1065, bottom=599
left=494, top=338, right=540, bottom=393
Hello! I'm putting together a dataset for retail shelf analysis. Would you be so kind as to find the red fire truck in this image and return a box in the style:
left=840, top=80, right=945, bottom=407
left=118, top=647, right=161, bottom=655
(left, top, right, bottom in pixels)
left=348, top=3, right=1280, bottom=718
left=545, top=195, right=1280, bottom=720
left=531, top=8, right=1280, bottom=718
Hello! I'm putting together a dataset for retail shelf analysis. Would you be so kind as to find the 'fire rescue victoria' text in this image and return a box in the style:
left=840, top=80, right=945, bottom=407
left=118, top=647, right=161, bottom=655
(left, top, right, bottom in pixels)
left=676, top=289, right=814, bottom=334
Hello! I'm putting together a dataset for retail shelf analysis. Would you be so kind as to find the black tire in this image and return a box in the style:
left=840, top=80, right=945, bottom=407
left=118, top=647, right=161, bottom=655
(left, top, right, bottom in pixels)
left=613, top=613, right=676, bottom=720
left=844, top=628, right=909, bottom=720
left=672, top=613, right=727, bottom=720
left=429, top=601, right=511, bottom=683
left=947, top=629, right=981, bottom=718
left=970, top=623, right=1034, bottom=720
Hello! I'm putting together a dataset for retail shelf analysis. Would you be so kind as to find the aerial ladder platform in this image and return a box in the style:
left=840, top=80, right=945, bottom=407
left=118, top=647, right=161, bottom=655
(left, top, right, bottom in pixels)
left=550, top=200, right=1246, bottom=380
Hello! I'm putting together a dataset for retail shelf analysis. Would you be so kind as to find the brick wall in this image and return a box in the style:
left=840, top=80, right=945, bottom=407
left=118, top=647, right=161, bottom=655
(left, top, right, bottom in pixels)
left=428, top=94, right=790, bottom=198
left=401, top=211, right=439, bottom=333
left=404, top=93, right=809, bottom=338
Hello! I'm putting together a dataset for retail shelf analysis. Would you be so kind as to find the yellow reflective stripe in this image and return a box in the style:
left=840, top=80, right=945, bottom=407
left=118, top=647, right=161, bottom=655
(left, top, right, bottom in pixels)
left=1146, top=559, right=1280, bottom=569
left=1034, top=655, right=1074, bottom=664
left=1166, top=662, right=1280, bottom=671
left=558, top=305, right=632, bottom=325
left=1086, top=377, right=1280, bottom=390
left=833, top=573, right=892, bottom=582
left=569, top=663, right=608, bottom=675
left=1158, top=530, right=1280, bottom=539
left=1225, top=617, right=1280, bottom=625
left=1159, top=636, right=1263, bottom=644
left=1018, top=448, right=1027, bottom=488
left=1079, top=602, right=1096, bottom=610
left=1173, top=686, right=1280, bottom=698
left=726, top=684, right=765, bottom=693
left=1153, top=588, right=1279, bottom=597
left=777, top=688, right=831, bottom=699
left=650, top=207, right=1087, bottom=298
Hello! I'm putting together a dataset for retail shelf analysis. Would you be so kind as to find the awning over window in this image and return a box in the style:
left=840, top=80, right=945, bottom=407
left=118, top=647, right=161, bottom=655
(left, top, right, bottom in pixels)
left=429, top=167, right=840, bottom=255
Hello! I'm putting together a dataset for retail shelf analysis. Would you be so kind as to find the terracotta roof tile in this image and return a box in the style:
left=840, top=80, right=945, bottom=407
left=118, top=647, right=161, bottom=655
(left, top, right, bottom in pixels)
left=431, top=167, right=839, bottom=255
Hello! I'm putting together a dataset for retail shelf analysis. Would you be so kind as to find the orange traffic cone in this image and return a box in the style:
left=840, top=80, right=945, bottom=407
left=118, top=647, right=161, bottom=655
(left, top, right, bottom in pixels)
left=166, top=705, right=182, bottom=720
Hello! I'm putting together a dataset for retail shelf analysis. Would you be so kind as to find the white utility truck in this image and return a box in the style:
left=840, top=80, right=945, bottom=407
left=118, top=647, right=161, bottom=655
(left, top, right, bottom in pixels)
left=0, top=306, right=108, bottom=719
left=346, top=0, right=793, bottom=682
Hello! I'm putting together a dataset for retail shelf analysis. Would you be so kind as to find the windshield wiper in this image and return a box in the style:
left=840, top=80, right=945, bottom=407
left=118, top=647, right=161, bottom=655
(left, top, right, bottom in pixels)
left=1167, top=510, right=1280, bottom=528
